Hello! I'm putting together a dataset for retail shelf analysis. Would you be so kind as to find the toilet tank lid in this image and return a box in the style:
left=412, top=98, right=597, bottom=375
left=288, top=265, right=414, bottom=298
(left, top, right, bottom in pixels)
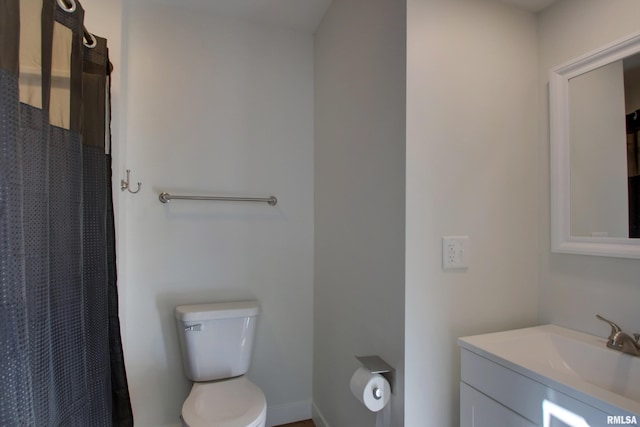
left=175, top=301, right=260, bottom=322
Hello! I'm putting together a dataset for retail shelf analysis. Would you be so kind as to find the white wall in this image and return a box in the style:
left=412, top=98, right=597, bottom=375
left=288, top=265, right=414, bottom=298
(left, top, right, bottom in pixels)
left=313, top=0, right=406, bottom=425
left=406, top=0, right=540, bottom=425
left=538, top=0, right=640, bottom=336
left=120, top=2, right=315, bottom=426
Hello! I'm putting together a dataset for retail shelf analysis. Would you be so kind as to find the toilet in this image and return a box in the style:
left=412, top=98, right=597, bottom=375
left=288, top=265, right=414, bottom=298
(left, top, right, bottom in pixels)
left=175, top=300, right=267, bottom=427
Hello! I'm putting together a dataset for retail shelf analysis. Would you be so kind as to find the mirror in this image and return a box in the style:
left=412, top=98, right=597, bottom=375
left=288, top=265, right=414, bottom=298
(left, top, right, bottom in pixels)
left=550, top=32, right=640, bottom=258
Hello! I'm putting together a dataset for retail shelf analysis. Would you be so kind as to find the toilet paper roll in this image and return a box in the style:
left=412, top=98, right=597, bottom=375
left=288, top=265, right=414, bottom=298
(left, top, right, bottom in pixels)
left=349, top=367, right=391, bottom=412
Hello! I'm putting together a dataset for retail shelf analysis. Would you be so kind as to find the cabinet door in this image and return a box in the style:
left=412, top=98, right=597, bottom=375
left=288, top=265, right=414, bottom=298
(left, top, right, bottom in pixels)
left=461, top=382, right=536, bottom=427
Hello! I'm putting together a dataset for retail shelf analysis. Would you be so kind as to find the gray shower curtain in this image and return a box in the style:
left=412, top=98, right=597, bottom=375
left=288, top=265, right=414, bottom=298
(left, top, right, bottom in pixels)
left=0, top=0, right=133, bottom=425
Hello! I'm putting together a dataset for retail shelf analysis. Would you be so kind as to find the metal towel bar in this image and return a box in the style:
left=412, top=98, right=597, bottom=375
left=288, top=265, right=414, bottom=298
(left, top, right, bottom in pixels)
left=158, top=192, right=277, bottom=206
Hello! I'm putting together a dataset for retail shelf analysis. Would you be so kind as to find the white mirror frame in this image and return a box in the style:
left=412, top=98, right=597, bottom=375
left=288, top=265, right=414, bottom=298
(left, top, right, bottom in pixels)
left=550, top=32, right=640, bottom=258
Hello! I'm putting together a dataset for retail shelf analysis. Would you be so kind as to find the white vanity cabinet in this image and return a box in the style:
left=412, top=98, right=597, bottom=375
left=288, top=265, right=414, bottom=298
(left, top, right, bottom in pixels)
left=459, top=347, right=613, bottom=427
left=459, top=326, right=640, bottom=427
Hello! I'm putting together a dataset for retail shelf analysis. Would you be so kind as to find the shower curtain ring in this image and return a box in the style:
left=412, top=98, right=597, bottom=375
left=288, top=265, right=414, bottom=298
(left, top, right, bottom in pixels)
left=84, top=32, right=97, bottom=49
left=56, top=0, right=76, bottom=13
left=121, top=170, right=142, bottom=194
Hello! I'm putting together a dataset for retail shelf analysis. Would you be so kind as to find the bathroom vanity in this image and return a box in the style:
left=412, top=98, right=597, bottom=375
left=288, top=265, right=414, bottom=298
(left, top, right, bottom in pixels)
left=459, top=325, right=640, bottom=427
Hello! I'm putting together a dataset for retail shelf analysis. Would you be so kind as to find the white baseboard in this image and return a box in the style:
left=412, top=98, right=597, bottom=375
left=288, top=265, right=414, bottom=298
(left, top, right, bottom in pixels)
left=266, top=399, right=312, bottom=427
left=311, top=401, right=330, bottom=427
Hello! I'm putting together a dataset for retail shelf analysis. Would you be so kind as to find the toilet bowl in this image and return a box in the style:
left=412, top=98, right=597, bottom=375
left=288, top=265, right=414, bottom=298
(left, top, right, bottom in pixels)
left=181, top=376, right=267, bottom=427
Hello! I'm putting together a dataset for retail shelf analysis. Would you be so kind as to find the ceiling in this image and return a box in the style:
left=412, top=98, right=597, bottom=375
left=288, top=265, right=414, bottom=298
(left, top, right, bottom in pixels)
left=146, top=0, right=332, bottom=33
left=146, top=0, right=558, bottom=33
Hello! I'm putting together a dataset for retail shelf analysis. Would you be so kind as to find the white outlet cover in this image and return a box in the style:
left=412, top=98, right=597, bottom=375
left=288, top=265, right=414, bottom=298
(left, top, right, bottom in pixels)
left=442, top=236, right=469, bottom=270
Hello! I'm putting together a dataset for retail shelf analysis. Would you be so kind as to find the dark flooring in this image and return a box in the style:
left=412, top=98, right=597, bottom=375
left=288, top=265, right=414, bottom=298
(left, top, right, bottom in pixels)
left=275, top=420, right=316, bottom=427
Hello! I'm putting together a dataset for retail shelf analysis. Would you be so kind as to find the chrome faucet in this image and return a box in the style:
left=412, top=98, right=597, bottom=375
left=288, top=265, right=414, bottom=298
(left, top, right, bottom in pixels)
left=596, top=315, right=640, bottom=357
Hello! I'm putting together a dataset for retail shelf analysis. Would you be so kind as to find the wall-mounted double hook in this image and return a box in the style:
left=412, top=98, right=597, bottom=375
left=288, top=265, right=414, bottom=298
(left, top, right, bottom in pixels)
left=121, top=169, right=142, bottom=194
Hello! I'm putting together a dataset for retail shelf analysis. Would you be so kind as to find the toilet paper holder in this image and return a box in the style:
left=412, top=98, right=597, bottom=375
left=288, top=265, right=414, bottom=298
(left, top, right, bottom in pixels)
left=355, top=355, right=395, bottom=394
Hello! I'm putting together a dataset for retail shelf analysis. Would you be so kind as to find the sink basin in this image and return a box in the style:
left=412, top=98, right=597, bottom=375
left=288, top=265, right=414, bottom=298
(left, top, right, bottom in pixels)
left=459, top=325, right=640, bottom=416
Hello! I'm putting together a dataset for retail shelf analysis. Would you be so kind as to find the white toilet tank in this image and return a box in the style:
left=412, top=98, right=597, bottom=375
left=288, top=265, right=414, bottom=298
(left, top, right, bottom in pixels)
left=175, top=300, right=260, bottom=382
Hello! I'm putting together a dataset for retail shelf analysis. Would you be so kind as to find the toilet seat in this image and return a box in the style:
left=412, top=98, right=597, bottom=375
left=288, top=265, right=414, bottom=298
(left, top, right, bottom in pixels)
left=181, top=376, right=267, bottom=427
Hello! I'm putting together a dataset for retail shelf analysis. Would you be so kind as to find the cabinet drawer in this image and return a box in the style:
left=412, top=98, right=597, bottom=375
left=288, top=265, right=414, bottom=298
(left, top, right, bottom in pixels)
left=461, top=382, right=535, bottom=427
